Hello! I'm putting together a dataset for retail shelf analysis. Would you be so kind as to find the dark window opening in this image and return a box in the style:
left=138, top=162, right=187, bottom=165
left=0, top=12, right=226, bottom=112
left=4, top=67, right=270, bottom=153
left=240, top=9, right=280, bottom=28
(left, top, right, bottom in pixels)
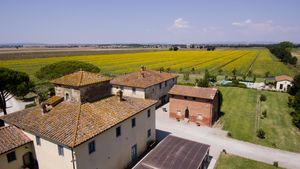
left=132, top=87, right=136, bottom=94
left=7, top=151, right=16, bottom=163
left=147, top=109, right=151, bottom=118
left=184, top=96, right=188, bottom=99
left=192, top=97, right=196, bottom=101
left=116, top=126, right=121, bottom=137
left=58, top=145, right=64, bottom=156
left=165, top=81, right=167, bottom=87
left=159, top=83, right=162, bottom=89
left=88, top=140, right=96, bottom=154
left=36, top=136, right=41, bottom=146
left=132, top=118, right=136, bottom=128
left=147, top=129, right=151, bottom=138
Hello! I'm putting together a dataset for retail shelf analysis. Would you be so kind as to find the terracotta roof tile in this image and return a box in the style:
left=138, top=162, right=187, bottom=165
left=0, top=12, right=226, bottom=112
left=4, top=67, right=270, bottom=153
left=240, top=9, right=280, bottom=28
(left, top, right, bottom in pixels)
left=50, top=71, right=111, bottom=87
left=275, top=75, right=293, bottom=82
left=110, top=70, right=178, bottom=88
left=0, top=126, right=32, bottom=154
left=1, top=96, right=157, bottom=148
left=169, top=85, right=218, bottom=100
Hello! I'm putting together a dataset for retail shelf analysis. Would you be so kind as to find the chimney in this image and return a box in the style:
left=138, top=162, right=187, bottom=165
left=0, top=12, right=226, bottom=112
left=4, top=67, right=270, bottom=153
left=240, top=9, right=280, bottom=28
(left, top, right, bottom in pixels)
left=40, top=102, right=53, bottom=114
left=140, top=65, right=146, bottom=71
left=116, top=90, right=123, bottom=101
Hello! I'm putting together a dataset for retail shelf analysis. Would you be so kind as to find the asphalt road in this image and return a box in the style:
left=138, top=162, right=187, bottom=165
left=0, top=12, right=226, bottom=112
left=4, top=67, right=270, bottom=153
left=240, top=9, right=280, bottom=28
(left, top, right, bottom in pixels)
left=156, top=103, right=300, bottom=169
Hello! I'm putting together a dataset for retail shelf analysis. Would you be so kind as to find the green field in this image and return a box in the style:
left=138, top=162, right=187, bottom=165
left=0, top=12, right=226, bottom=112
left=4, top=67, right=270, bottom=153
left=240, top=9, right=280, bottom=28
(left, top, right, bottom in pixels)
left=219, top=87, right=300, bottom=152
left=0, top=48, right=294, bottom=83
left=215, top=153, right=283, bottom=169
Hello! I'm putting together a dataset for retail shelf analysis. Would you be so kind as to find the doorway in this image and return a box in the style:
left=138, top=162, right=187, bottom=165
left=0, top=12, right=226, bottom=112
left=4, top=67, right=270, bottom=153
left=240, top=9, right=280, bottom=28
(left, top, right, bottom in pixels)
left=131, top=144, right=137, bottom=162
left=23, top=152, right=34, bottom=168
left=185, top=107, right=189, bottom=119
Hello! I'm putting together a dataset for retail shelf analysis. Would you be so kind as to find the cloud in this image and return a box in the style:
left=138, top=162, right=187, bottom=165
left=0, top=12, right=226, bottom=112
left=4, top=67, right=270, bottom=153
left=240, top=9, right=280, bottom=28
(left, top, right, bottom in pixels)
left=171, top=18, right=190, bottom=29
left=232, top=19, right=298, bottom=33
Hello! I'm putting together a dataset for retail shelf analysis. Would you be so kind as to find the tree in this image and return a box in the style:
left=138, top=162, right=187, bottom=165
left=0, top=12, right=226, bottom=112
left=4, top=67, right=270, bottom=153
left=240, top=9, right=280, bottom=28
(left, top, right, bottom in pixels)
left=183, top=72, right=190, bottom=81
left=260, top=94, right=267, bottom=102
left=0, top=68, right=33, bottom=125
left=232, top=68, right=237, bottom=76
left=218, top=69, right=223, bottom=75
left=248, top=70, right=252, bottom=77
left=36, top=61, right=100, bottom=81
left=265, top=71, right=270, bottom=78
left=257, top=128, right=266, bottom=139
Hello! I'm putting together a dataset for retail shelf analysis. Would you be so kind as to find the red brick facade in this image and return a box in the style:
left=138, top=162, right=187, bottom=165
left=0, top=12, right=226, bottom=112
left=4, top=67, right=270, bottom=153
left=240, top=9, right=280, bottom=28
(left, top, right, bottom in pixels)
left=169, top=94, right=219, bottom=127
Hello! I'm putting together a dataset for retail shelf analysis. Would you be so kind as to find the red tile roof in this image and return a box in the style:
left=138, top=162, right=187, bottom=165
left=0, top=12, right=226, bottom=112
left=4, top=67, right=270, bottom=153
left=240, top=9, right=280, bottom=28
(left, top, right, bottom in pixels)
left=51, top=71, right=111, bottom=87
left=110, top=70, right=178, bottom=88
left=275, top=75, right=293, bottom=82
left=169, top=85, right=218, bottom=100
left=1, top=96, right=157, bottom=148
left=0, top=126, right=32, bottom=154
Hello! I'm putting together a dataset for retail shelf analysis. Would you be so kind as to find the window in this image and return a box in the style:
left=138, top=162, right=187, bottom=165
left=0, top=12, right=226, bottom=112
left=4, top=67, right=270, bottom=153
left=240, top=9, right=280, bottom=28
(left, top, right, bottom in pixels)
left=280, top=84, right=283, bottom=89
left=36, top=136, right=41, bottom=146
left=184, top=96, right=188, bottom=99
left=159, top=83, right=162, bottom=89
left=116, top=126, right=121, bottom=137
left=147, top=109, right=151, bottom=118
left=132, top=87, right=136, bottom=94
left=66, top=93, right=70, bottom=101
left=88, top=140, right=96, bottom=154
left=192, top=97, right=196, bottom=101
left=58, top=145, right=64, bottom=156
left=132, top=118, right=136, bottom=128
left=6, top=151, right=16, bottom=163
left=147, top=129, right=151, bottom=138
left=120, top=86, right=124, bottom=90
left=165, top=81, right=167, bottom=87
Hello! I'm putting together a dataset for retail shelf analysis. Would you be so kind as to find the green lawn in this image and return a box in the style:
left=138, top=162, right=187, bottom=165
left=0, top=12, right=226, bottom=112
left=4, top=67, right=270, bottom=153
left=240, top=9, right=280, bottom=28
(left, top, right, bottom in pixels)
left=219, top=87, right=300, bottom=152
left=215, top=153, right=283, bottom=169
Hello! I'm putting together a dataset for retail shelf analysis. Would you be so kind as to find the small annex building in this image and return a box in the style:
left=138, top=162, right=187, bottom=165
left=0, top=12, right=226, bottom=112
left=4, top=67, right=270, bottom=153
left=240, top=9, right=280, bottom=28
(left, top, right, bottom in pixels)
left=168, top=85, right=220, bottom=127
left=110, top=66, right=178, bottom=107
left=0, top=125, right=37, bottom=169
left=275, top=75, right=293, bottom=92
left=133, top=135, right=210, bottom=169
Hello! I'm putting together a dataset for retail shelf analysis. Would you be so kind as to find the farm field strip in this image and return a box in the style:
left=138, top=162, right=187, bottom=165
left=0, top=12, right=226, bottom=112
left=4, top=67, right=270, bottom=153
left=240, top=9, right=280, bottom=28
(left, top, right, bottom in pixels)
left=0, top=49, right=295, bottom=82
left=220, top=51, right=259, bottom=74
left=210, top=52, right=251, bottom=72
left=199, top=50, right=251, bottom=71
left=176, top=50, right=239, bottom=71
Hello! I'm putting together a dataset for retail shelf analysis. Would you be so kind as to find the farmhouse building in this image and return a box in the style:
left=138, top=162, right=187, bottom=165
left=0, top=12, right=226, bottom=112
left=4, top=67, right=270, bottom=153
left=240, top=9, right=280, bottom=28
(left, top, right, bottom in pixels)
left=110, top=66, right=178, bottom=107
left=275, top=75, right=293, bottom=92
left=168, top=85, right=220, bottom=127
left=51, top=70, right=112, bottom=103
left=1, top=71, right=157, bottom=169
left=0, top=125, right=37, bottom=169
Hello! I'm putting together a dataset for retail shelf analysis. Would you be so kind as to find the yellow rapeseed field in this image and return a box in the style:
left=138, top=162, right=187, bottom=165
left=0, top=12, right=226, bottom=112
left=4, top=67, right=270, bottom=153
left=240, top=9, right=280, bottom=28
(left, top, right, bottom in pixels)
left=0, top=48, right=294, bottom=82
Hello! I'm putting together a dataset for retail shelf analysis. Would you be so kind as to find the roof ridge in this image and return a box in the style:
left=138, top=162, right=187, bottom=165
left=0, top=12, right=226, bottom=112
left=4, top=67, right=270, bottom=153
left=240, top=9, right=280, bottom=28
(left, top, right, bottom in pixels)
left=78, top=70, right=84, bottom=86
left=72, top=104, right=82, bottom=147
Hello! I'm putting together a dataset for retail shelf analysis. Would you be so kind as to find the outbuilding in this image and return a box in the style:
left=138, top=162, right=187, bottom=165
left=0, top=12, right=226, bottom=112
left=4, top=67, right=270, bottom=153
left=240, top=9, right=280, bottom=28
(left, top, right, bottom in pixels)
left=168, top=85, right=220, bottom=127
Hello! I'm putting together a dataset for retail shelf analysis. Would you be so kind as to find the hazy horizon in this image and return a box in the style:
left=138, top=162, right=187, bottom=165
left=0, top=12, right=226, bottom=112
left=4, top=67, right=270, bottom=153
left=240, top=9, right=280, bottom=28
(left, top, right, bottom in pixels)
left=1, top=0, right=300, bottom=44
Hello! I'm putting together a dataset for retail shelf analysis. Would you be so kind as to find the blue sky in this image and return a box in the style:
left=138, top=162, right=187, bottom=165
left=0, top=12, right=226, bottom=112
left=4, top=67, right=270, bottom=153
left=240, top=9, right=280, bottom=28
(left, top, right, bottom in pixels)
left=1, top=0, right=300, bottom=44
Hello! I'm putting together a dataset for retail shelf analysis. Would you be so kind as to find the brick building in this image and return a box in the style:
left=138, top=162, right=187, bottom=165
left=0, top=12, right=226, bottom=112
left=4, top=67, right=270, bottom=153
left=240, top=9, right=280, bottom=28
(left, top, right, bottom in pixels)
left=168, top=85, right=220, bottom=127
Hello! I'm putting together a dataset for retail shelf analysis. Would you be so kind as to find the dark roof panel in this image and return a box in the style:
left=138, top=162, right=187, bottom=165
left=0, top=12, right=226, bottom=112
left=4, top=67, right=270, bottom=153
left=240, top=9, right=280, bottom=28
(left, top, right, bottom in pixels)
left=134, top=135, right=210, bottom=169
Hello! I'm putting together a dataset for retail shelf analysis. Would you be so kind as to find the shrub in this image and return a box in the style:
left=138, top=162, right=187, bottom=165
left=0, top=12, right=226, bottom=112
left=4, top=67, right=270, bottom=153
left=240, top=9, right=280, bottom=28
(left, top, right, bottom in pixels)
left=227, top=132, right=232, bottom=137
left=35, top=61, right=100, bottom=80
left=25, top=102, right=36, bottom=109
left=183, top=72, right=190, bottom=81
left=262, top=110, right=267, bottom=118
left=260, top=94, right=267, bottom=102
left=256, top=128, right=266, bottom=139
left=273, top=161, right=279, bottom=168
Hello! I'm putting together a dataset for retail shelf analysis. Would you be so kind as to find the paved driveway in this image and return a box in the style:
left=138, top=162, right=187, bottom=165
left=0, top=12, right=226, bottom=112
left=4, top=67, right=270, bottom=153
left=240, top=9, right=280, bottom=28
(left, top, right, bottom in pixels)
left=156, top=103, right=300, bottom=169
